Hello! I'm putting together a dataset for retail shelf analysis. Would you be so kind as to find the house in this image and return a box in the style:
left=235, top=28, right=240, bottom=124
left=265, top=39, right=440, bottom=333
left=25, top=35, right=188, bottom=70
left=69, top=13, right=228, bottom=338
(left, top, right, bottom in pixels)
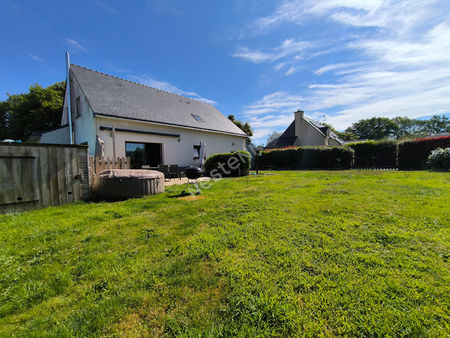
left=35, top=64, right=247, bottom=168
left=266, top=110, right=344, bottom=148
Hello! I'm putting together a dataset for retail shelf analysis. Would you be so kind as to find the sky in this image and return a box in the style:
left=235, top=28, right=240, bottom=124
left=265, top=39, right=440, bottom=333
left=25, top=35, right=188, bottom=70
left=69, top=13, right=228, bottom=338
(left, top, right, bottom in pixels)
left=1, top=0, right=450, bottom=144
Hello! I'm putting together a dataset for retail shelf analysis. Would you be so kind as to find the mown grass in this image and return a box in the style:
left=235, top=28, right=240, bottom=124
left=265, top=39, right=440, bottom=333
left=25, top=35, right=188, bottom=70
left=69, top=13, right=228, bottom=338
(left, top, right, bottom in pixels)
left=0, top=171, right=449, bottom=336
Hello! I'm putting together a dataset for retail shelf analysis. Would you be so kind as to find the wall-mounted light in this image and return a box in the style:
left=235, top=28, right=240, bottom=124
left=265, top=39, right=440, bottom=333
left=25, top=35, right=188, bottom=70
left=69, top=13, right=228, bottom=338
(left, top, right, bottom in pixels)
left=178, top=138, right=181, bottom=142
left=232, top=142, right=235, bottom=147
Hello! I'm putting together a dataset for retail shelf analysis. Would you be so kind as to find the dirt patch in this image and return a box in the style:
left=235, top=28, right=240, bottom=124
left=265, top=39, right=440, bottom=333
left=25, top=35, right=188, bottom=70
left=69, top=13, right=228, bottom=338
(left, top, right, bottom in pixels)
left=179, top=195, right=205, bottom=201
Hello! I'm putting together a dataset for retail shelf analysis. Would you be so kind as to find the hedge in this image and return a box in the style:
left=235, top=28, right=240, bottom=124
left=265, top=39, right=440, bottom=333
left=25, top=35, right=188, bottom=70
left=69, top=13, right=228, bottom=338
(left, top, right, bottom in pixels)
left=347, top=140, right=397, bottom=168
left=398, top=135, right=450, bottom=170
left=259, top=146, right=354, bottom=170
left=204, top=150, right=251, bottom=177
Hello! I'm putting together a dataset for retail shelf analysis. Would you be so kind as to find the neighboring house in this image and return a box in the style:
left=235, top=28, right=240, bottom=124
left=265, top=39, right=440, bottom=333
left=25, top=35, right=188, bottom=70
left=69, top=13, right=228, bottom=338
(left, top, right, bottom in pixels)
left=34, top=64, right=247, bottom=168
left=266, top=110, right=344, bottom=148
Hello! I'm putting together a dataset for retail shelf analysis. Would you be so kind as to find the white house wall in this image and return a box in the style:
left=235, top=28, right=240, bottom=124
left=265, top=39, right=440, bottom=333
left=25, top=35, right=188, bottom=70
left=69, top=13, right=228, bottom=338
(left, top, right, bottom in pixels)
left=97, top=117, right=246, bottom=166
left=71, top=77, right=97, bottom=154
left=60, top=69, right=98, bottom=154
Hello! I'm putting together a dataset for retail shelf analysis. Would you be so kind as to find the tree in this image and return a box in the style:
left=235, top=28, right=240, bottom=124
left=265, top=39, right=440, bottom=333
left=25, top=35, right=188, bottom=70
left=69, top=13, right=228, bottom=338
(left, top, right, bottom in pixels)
left=228, top=114, right=253, bottom=136
left=0, top=82, right=65, bottom=141
left=266, top=131, right=282, bottom=146
left=421, top=115, right=449, bottom=135
left=391, top=116, right=420, bottom=139
left=319, top=122, right=357, bottom=141
left=345, top=117, right=399, bottom=140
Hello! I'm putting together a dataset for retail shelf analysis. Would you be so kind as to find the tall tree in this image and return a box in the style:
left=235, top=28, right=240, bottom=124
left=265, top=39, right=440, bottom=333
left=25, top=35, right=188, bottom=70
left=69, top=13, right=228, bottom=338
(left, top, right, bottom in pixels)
left=0, top=82, right=65, bottom=141
left=421, top=115, right=449, bottom=134
left=228, top=114, right=253, bottom=136
left=345, top=117, right=399, bottom=140
left=266, top=131, right=282, bottom=146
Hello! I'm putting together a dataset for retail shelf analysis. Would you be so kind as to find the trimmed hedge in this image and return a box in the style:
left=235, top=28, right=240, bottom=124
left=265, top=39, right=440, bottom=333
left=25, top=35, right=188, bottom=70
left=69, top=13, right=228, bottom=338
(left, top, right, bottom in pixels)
left=259, top=146, right=354, bottom=170
left=204, top=150, right=251, bottom=177
left=398, top=135, right=450, bottom=170
left=348, top=140, right=397, bottom=168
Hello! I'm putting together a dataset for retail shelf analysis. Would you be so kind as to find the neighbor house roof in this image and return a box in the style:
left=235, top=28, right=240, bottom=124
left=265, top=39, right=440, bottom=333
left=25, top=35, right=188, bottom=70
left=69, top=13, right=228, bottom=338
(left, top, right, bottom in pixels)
left=70, top=64, right=247, bottom=137
left=266, top=117, right=344, bottom=148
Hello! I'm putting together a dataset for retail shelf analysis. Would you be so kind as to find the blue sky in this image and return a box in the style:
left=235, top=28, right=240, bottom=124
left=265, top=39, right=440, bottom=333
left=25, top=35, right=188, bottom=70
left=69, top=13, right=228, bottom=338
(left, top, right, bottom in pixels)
left=1, top=0, right=449, bottom=144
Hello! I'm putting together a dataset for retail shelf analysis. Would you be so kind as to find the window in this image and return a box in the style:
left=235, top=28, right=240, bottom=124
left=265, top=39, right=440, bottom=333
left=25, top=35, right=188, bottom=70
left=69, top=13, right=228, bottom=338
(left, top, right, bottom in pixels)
left=76, top=97, right=81, bottom=117
left=125, top=142, right=162, bottom=168
left=191, top=114, right=205, bottom=123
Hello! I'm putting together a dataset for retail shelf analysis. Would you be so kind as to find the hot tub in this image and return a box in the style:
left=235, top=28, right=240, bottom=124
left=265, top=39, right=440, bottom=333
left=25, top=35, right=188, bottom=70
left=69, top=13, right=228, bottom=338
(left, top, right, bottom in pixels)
left=93, top=169, right=164, bottom=200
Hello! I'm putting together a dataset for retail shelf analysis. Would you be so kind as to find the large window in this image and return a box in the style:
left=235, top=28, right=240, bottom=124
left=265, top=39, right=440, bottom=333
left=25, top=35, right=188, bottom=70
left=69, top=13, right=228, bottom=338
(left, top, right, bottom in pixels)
left=125, top=142, right=162, bottom=168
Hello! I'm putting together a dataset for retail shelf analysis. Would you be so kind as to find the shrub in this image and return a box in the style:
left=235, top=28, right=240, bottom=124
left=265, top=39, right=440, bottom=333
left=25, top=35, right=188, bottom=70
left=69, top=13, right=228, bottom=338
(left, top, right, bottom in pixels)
left=204, top=151, right=251, bottom=177
left=427, top=148, right=450, bottom=170
left=347, top=140, right=397, bottom=168
left=259, top=146, right=353, bottom=170
left=398, top=135, right=450, bottom=170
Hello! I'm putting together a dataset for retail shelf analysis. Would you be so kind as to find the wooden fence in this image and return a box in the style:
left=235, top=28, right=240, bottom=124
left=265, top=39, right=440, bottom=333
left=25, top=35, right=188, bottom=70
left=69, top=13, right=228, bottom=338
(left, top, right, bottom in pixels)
left=88, top=156, right=130, bottom=182
left=0, top=143, right=89, bottom=213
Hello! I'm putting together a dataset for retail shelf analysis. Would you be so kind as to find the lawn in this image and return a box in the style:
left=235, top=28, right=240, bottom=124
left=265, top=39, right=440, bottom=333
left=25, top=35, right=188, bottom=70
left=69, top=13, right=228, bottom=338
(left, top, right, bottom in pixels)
left=0, top=171, right=449, bottom=336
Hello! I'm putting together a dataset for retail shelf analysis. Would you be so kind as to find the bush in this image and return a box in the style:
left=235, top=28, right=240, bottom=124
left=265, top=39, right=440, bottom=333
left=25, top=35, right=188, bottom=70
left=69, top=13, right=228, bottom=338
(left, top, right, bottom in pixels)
left=259, top=146, right=353, bottom=170
left=398, top=135, right=450, bottom=170
left=347, top=140, right=397, bottom=168
left=427, top=148, right=450, bottom=170
left=204, top=151, right=251, bottom=177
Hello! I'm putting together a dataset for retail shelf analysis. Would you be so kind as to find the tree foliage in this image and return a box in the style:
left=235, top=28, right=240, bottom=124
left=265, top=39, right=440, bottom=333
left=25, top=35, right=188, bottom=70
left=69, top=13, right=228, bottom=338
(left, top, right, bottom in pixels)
left=0, top=82, right=65, bottom=141
left=345, top=115, right=449, bottom=140
left=228, top=114, right=253, bottom=136
left=266, top=131, right=282, bottom=146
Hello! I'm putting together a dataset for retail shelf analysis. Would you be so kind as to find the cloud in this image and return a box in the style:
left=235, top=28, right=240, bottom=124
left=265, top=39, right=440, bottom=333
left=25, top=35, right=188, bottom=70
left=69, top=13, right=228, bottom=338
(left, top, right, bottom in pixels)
left=65, top=38, right=87, bottom=53
left=95, top=1, right=117, bottom=13
left=285, top=66, right=300, bottom=76
left=232, top=47, right=273, bottom=63
left=27, top=53, right=45, bottom=63
left=146, top=0, right=183, bottom=16
left=315, top=62, right=359, bottom=75
left=252, top=0, right=440, bottom=34
left=241, top=91, right=303, bottom=143
left=129, top=75, right=218, bottom=106
left=233, top=38, right=314, bottom=64
left=237, top=0, right=450, bottom=143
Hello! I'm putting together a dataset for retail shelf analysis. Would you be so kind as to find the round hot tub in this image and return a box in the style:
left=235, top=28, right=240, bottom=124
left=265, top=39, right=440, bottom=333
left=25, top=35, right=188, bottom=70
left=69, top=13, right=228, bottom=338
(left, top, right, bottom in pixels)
left=93, top=169, right=164, bottom=200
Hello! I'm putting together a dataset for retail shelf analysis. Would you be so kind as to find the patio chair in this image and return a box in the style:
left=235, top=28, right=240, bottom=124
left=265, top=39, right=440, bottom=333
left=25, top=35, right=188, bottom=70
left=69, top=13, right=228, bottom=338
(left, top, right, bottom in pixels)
left=157, top=165, right=169, bottom=180
left=169, top=165, right=181, bottom=179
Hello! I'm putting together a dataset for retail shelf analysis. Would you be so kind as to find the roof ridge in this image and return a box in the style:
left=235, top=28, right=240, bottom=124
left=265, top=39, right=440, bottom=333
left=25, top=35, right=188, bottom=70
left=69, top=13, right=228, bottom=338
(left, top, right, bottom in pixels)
left=70, top=64, right=215, bottom=108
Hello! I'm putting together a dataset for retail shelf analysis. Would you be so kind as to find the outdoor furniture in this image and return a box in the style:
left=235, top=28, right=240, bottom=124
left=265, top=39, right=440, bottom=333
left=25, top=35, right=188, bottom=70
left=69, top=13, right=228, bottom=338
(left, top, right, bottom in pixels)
left=157, top=165, right=169, bottom=180
left=169, top=165, right=181, bottom=179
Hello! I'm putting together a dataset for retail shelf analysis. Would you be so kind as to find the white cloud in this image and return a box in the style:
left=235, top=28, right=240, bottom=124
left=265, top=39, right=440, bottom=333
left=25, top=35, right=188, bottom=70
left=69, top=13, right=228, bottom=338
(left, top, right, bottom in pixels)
left=27, top=53, right=45, bottom=63
left=252, top=0, right=441, bottom=34
left=285, top=66, right=300, bottom=76
left=237, top=0, right=450, bottom=142
left=233, top=38, right=313, bottom=64
left=241, top=91, right=303, bottom=143
left=95, top=1, right=117, bottom=13
left=65, top=38, right=87, bottom=53
left=232, top=47, right=273, bottom=63
left=315, top=62, right=359, bottom=75
left=129, top=75, right=218, bottom=106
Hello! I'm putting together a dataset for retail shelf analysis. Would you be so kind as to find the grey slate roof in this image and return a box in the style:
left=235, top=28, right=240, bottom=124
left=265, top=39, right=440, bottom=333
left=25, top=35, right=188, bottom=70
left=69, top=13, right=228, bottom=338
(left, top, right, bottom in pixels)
left=304, top=117, right=344, bottom=145
left=70, top=64, right=247, bottom=137
left=266, top=121, right=297, bottom=148
left=265, top=117, right=344, bottom=148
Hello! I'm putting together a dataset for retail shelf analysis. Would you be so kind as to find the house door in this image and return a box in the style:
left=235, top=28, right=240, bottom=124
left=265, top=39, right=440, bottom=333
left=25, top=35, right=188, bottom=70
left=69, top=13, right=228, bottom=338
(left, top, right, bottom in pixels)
left=125, top=142, right=162, bottom=168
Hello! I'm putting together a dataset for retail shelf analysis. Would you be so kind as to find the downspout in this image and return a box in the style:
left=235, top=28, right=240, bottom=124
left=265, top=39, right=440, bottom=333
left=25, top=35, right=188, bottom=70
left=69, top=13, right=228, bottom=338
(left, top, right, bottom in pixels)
left=66, top=51, right=74, bottom=144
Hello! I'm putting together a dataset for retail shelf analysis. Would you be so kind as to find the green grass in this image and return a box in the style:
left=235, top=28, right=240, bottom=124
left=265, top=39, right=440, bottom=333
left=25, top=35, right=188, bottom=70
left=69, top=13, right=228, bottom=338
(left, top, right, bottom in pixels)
left=0, top=171, right=449, bottom=336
